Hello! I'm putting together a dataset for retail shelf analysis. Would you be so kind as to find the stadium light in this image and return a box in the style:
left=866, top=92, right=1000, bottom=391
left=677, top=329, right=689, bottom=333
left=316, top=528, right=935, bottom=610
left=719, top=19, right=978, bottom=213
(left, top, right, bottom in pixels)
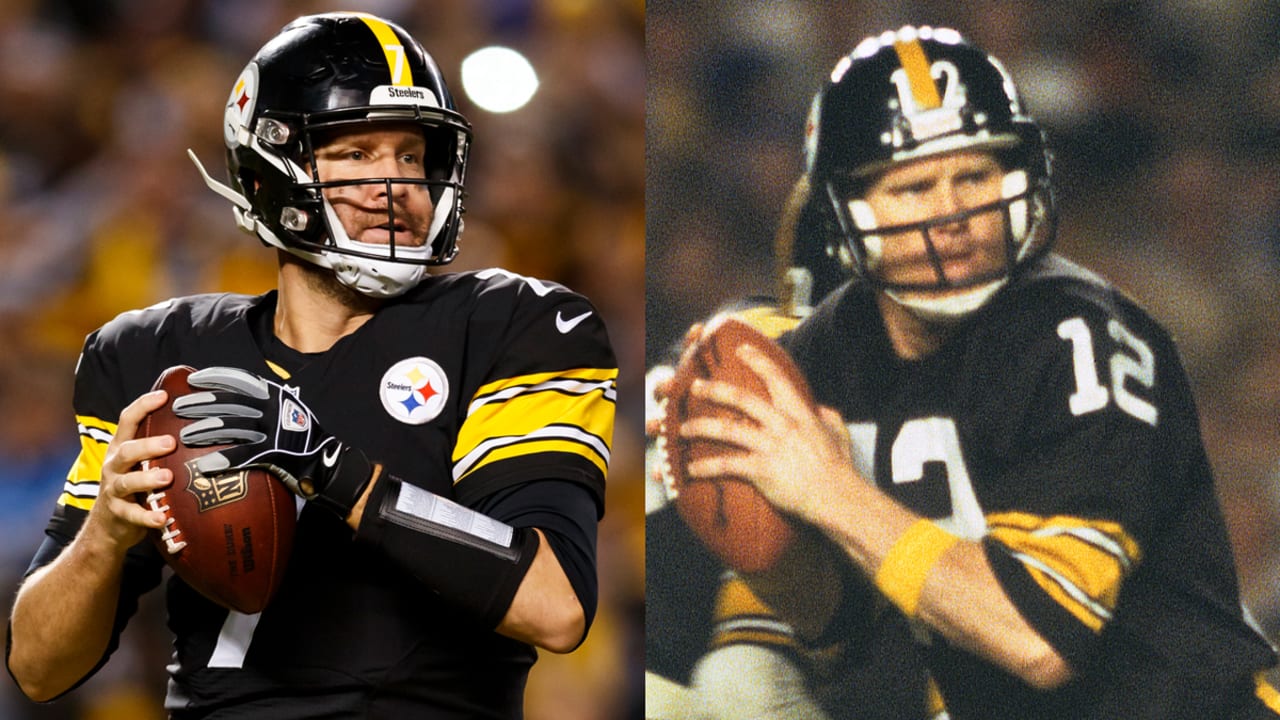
left=460, top=46, right=539, bottom=113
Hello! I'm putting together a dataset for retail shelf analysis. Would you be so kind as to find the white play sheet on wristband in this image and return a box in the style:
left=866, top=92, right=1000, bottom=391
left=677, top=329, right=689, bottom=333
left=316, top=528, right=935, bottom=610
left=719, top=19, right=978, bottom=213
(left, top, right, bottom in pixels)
left=395, top=482, right=515, bottom=548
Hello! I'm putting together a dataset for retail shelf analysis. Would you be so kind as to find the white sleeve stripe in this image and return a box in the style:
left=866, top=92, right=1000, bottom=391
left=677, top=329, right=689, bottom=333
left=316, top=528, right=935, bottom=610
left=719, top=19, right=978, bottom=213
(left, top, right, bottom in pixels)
left=1031, top=526, right=1135, bottom=570
left=61, top=481, right=100, bottom=498
left=452, top=424, right=610, bottom=480
left=714, top=617, right=796, bottom=638
left=78, top=424, right=113, bottom=444
left=468, top=378, right=617, bottom=415
left=1010, top=550, right=1114, bottom=622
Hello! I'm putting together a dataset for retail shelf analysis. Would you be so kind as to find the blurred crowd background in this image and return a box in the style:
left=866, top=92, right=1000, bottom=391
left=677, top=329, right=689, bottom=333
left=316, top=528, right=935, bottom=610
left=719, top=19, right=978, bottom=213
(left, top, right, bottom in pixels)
left=648, top=0, right=1280, bottom=687
left=0, top=1, right=643, bottom=719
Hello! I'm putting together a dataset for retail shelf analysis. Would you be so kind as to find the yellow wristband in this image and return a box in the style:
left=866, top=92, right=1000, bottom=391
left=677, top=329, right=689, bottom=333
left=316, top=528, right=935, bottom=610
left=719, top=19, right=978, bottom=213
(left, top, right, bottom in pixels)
left=874, top=519, right=960, bottom=617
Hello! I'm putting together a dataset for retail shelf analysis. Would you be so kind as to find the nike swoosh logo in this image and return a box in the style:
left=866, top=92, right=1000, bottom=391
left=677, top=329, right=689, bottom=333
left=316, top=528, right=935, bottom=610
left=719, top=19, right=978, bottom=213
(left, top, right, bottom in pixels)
left=556, top=310, right=592, bottom=334
left=321, top=444, right=341, bottom=469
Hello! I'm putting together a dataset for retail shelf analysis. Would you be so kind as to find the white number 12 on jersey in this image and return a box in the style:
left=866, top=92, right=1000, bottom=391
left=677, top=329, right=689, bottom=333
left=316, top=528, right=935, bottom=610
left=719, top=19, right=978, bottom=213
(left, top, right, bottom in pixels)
left=1057, top=317, right=1157, bottom=426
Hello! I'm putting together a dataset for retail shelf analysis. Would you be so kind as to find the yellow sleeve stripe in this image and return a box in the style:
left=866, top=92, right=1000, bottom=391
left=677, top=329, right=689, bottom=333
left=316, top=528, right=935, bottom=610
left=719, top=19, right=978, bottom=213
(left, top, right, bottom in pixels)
left=710, top=624, right=798, bottom=651
left=987, top=512, right=1141, bottom=632
left=987, top=512, right=1141, bottom=560
left=468, top=368, right=618, bottom=415
left=926, top=677, right=948, bottom=716
left=78, top=414, right=116, bottom=444
left=60, top=415, right=116, bottom=510
left=1257, top=672, right=1280, bottom=713
left=710, top=575, right=797, bottom=650
left=453, top=368, right=617, bottom=482
left=453, top=435, right=609, bottom=483
left=713, top=575, right=774, bottom=619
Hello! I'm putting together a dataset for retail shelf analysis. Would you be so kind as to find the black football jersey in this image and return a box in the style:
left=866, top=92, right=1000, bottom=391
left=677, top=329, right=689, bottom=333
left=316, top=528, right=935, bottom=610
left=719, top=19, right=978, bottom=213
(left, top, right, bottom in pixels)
left=783, top=254, right=1279, bottom=719
left=31, top=268, right=617, bottom=718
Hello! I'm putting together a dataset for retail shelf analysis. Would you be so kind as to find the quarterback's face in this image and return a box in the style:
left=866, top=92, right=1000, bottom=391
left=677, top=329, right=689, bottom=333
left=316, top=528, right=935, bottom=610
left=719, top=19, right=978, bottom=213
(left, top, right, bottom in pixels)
left=861, top=151, right=1008, bottom=294
left=312, top=124, right=436, bottom=248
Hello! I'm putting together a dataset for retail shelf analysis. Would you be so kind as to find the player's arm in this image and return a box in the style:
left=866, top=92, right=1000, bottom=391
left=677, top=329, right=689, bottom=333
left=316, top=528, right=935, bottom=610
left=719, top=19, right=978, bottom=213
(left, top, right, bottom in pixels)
left=7, top=391, right=174, bottom=701
left=679, top=344, right=1073, bottom=689
left=497, top=527, right=585, bottom=650
left=347, top=470, right=596, bottom=652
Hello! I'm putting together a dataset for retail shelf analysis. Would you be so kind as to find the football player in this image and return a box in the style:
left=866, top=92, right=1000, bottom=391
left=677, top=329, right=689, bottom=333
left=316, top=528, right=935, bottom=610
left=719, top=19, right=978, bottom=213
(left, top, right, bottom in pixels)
left=674, top=25, right=1280, bottom=719
left=7, top=12, right=616, bottom=718
left=646, top=178, right=942, bottom=719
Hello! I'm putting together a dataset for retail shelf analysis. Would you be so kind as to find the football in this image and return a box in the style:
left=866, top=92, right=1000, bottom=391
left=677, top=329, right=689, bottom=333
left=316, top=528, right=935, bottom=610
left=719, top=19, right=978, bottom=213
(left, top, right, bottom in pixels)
left=658, top=314, right=815, bottom=573
left=137, top=365, right=296, bottom=614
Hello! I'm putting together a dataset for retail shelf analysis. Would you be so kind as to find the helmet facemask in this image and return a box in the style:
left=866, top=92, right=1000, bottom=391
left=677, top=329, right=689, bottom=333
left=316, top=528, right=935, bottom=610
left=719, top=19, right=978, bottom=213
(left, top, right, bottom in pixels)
left=243, top=111, right=469, bottom=297
left=826, top=154, right=1055, bottom=322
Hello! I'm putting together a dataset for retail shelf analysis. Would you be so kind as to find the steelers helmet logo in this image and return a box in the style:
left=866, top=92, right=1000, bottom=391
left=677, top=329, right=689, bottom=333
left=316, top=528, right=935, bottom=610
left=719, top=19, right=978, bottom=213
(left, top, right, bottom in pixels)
left=224, top=62, right=259, bottom=147
left=379, top=357, right=449, bottom=425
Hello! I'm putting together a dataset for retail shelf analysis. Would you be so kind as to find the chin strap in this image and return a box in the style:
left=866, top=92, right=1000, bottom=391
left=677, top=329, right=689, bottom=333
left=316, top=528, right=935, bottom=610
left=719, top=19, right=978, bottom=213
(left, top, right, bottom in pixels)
left=886, top=277, right=1008, bottom=324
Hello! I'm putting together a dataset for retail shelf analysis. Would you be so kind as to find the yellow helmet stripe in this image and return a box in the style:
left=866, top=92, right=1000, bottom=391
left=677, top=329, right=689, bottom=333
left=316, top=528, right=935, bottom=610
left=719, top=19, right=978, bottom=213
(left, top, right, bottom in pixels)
left=353, top=13, right=414, bottom=86
left=893, top=39, right=941, bottom=109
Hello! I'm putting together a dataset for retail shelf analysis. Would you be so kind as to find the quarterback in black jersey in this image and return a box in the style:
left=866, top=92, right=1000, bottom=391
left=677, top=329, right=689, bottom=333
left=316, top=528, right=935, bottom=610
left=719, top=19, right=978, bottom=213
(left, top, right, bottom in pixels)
left=7, top=13, right=616, bottom=719
left=646, top=178, right=939, bottom=720
left=674, top=26, right=1280, bottom=719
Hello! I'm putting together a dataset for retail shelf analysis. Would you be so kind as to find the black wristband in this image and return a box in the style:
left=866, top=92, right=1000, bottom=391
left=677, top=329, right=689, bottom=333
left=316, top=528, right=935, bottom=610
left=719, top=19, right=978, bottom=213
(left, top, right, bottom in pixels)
left=355, top=475, right=541, bottom=628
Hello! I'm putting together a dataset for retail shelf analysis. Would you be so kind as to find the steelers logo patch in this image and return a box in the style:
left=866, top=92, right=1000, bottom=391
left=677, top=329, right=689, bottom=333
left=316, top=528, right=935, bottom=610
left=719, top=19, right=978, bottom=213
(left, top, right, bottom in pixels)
left=379, top=357, right=449, bottom=425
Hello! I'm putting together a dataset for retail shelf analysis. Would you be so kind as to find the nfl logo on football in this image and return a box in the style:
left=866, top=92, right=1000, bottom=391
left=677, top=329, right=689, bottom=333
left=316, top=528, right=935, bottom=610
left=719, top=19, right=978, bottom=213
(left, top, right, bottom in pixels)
left=183, top=461, right=249, bottom=512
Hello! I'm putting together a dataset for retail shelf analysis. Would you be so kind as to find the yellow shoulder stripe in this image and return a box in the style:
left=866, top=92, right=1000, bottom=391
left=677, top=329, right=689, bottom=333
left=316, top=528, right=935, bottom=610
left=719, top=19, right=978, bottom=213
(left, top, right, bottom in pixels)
left=725, top=305, right=802, bottom=340
left=454, top=368, right=617, bottom=484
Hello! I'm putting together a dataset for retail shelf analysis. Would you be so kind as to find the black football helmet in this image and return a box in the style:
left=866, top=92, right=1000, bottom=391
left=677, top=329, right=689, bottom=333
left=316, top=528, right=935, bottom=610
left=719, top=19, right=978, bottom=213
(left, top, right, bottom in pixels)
left=190, top=12, right=471, bottom=297
left=805, top=26, right=1056, bottom=319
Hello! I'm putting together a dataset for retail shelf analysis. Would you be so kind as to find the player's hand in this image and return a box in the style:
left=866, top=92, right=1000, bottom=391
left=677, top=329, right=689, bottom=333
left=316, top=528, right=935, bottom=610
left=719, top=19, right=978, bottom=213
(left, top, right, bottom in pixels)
left=170, top=367, right=375, bottom=518
left=678, top=343, right=856, bottom=520
left=90, top=390, right=175, bottom=550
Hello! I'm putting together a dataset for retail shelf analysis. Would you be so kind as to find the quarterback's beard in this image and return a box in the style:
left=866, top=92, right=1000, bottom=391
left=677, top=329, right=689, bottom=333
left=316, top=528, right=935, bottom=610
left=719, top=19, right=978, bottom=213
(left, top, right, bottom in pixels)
left=281, top=251, right=384, bottom=312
